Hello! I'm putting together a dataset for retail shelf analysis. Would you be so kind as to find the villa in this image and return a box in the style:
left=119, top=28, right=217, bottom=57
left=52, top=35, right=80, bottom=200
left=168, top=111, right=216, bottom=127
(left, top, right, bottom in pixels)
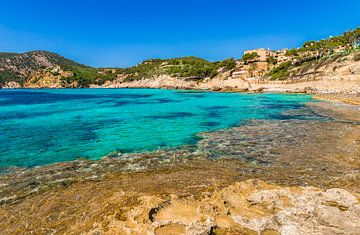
left=243, top=48, right=271, bottom=62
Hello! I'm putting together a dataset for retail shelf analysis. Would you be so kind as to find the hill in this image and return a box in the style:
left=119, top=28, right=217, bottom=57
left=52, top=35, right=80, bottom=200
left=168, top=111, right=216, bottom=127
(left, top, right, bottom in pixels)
left=0, top=51, right=236, bottom=88
left=0, top=50, right=89, bottom=87
left=0, top=27, right=359, bottom=92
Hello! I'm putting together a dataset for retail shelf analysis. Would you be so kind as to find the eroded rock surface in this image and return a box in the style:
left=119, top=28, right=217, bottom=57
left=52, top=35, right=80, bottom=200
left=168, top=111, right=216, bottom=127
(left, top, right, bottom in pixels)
left=87, top=180, right=360, bottom=235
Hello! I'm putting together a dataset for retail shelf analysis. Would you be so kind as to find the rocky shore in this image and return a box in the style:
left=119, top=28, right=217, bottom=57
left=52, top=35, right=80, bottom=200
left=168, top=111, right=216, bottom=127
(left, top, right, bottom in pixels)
left=90, top=52, right=360, bottom=95
left=93, top=75, right=360, bottom=95
left=89, top=180, right=360, bottom=235
left=0, top=97, right=359, bottom=234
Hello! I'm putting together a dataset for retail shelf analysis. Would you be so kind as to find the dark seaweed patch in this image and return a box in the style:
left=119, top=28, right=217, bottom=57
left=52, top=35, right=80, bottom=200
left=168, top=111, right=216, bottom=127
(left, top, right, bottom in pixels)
left=105, top=94, right=153, bottom=99
left=0, top=91, right=153, bottom=106
left=186, top=94, right=205, bottom=98
left=207, top=110, right=222, bottom=118
left=268, top=110, right=326, bottom=121
left=146, top=112, right=195, bottom=120
left=95, top=99, right=115, bottom=105
left=114, top=100, right=132, bottom=106
left=104, top=118, right=126, bottom=125
left=176, top=92, right=206, bottom=98
left=155, top=98, right=180, bottom=103
left=201, top=121, right=221, bottom=127
left=78, top=127, right=98, bottom=142
left=201, top=105, right=229, bottom=110
left=184, top=135, right=203, bottom=145
left=0, top=91, right=98, bottom=106
left=0, top=110, right=64, bottom=120
left=115, top=147, right=137, bottom=153
left=269, top=113, right=294, bottom=120
left=263, top=103, right=303, bottom=110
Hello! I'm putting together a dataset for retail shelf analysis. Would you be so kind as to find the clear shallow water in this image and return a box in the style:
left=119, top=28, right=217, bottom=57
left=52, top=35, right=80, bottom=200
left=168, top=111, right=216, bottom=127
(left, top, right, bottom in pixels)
left=0, top=89, right=321, bottom=167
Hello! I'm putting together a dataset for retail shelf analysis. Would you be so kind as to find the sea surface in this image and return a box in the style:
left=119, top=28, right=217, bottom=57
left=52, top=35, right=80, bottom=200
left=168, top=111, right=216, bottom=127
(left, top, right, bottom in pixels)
left=0, top=89, right=323, bottom=168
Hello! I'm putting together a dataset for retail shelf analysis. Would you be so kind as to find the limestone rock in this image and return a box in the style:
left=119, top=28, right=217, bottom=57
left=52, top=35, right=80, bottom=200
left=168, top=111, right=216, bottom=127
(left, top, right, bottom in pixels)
left=86, top=180, right=360, bottom=235
left=323, top=188, right=358, bottom=208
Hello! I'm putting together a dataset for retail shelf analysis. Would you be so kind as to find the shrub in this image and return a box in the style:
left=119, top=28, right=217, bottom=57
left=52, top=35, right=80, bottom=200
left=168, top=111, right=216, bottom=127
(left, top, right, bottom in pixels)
left=353, top=52, right=360, bottom=61
left=268, top=61, right=292, bottom=80
left=219, top=58, right=236, bottom=70
left=266, top=56, right=277, bottom=65
left=242, top=52, right=259, bottom=63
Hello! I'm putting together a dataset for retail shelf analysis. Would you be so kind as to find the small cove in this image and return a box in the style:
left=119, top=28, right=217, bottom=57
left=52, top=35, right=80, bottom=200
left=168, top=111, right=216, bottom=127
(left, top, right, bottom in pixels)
left=0, top=88, right=323, bottom=167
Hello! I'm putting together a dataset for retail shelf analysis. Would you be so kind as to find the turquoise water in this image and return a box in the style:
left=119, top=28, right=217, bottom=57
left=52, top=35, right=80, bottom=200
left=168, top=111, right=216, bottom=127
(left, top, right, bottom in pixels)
left=0, top=89, right=320, bottom=167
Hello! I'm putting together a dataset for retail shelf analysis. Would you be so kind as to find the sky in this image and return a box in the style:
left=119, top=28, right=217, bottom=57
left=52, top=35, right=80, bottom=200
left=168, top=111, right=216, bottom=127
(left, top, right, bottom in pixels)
left=0, top=0, right=359, bottom=67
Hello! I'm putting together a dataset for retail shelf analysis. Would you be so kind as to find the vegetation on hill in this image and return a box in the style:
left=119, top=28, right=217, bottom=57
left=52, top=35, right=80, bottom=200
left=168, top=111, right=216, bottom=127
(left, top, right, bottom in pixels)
left=266, top=56, right=277, bottom=65
left=268, top=61, right=292, bottom=80
left=123, top=57, right=236, bottom=82
left=0, top=52, right=19, bottom=58
left=242, top=52, right=259, bottom=64
left=268, top=28, right=360, bottom=80
left=286, top=28, right=360, bottom=57
left=0, top=51, right=87, bottom=86
left=269, top=48, right=359, bottom=80
left=353, top=51, right=360, bottom=61
left=0, top=51, right=237, bottom=87
left=0, top=51, right=122, bottom=87
left=60, top=66, right=121, bottom=87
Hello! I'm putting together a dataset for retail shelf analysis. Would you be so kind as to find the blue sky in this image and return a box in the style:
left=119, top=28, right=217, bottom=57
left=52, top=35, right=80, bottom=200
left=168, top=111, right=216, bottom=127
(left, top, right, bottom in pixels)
left=0, top=0, right=359, bottom=67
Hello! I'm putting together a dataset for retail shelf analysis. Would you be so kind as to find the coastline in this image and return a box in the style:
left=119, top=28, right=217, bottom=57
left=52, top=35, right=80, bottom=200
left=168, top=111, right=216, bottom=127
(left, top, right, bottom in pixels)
left=1, top=4, right=360, bottom=234
left=0, top=97, right=359, bottom=234
left=3, top=77, right=359, bottom=97
left=2, top=82, right=359, bottom=97
left=313, top=93, right=360, bottom=106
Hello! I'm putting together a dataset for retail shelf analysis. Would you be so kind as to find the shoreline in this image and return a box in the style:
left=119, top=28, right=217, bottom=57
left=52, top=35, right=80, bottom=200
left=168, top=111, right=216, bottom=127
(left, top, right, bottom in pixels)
left=2, top=85, right=359, bottom=96
left=1, top=98, right=360, bottom=234
left=313, top=93, right=360, bottom=105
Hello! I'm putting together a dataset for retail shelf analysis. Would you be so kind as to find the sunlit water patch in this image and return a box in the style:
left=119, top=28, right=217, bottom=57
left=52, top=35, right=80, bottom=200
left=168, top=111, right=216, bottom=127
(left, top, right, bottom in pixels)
left=0, top=89, right=324, bottom=167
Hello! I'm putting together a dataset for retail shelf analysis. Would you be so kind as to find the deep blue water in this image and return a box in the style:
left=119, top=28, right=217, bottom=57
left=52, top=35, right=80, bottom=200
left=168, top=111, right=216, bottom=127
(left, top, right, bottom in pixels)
left=0, top=89, right=321, bottom=167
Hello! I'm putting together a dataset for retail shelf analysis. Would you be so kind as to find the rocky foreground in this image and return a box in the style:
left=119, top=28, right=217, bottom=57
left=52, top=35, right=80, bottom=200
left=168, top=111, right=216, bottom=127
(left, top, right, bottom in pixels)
left=89, top=180, right=360, bottom=235
left=0, top=97, right=359, bottom=234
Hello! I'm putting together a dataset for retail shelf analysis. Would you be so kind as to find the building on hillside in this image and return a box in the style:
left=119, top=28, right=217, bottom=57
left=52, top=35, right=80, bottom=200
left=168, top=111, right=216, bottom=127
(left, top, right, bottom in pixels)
left=243, top=48, right=271, bottom=62
left=271, top=49, right=290, bottom=64
left=232, top=70, right=248, bottom=79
